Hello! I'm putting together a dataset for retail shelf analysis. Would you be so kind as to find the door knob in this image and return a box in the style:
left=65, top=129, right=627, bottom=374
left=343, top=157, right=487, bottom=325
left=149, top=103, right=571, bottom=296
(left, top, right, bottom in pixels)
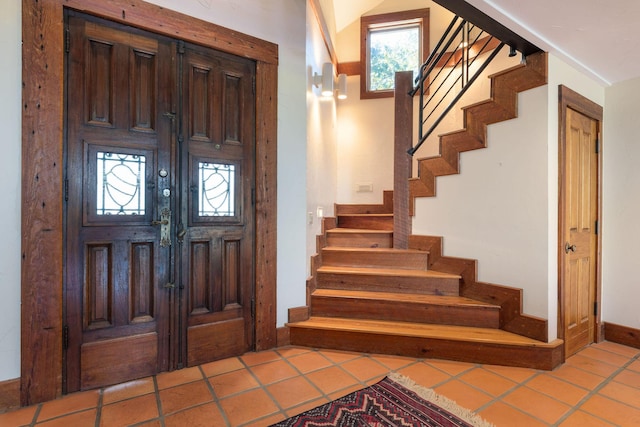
left=564, top=242, right=577, bottom=253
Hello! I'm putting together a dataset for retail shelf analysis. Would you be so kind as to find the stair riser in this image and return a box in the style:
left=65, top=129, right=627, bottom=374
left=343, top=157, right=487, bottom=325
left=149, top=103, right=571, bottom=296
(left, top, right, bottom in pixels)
left=317, top=272, right=459, bottom=296
left=310, top=296, right=499, bottom=328
left=289, top=328, right=561, bottom=370
left=321, top=250, right=428, bottom=270
left=337, top=216, right=393, bottom=230
left=326, top=233, right=393, bottom=248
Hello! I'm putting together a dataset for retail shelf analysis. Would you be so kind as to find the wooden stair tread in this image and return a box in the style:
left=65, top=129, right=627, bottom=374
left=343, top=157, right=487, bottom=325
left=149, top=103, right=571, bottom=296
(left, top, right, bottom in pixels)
left=327, top=228, right=393, bottom=234
left=317, top=266, right=460, bottom=279
left=311, top=289, right=497, bottom=308
left=323, top=247, right=427, bottom=255
left=290, top=317, right=555, bottom=347
left=337, top=213, right=393, bottom=217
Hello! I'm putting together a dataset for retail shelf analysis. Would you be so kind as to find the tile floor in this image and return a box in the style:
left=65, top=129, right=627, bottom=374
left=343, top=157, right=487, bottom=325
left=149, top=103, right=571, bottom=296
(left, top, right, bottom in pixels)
left=1, top=341, right=639, bottom=426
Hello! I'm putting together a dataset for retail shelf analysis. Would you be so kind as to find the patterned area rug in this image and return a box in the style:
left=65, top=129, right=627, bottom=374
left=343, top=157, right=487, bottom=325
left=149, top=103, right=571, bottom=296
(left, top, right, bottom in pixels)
left=271, top=373, right=494, bottom=427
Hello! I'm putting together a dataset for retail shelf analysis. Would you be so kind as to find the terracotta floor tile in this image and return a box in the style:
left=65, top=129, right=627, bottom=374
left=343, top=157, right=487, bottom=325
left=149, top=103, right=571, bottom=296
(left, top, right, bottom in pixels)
left=304, top=366, right=359, bottom=395
left=459, top=367, right=518, bottom=397
left=284, top=397, right=330, bottom=418
left=240, top=350, right=282, bottom=367
left=163, top=402, right=227, bottom=427
left=558, top=410, right=617, bottom=427
left=598, top=381, right=640, bottom=408
left=613, top=368, right=640, bottom=389
left=0, top=405, right=37, bottom=426
left=479, top=401, right=547, bottom=427
left=434, top=379, right=494, bottom=411
left=526, top=374, right=589, bottom=406
left=316, top=349, right=362, bottom=364
left=218, top=388, right=279, bottom=426
left=159, top=380, right=214, bottom=415
left=327, top=382, right=369, bottom=401
left=207, top=369, right=260, bottom=398
left=628, top=359, right=640, bottom=373
left=581, top=394, right=640, bottom=426
left=37, top=389, right=99, bottom=422
left=276, top=346, right=313, bottom=359
left=244, top=412, right=287, bottom=426
left=36, top=409, right=97, bottom=427
left=339, top=357, right=389, bottom=382
left=134, top=420, right=162, bottom=427
left=266, top=376, right=323, bottom=410
left=250, top=359, right=298, bottom=385
left=99, top=393, right=158, bottom=427
left=396, top=362, right=452, bottom=388
left=564, top=354, right=619, bottom=378
left=424, top=359, right=475, bottom=376
left=200, top=357, right=244, bottom=378
left=549, top=364, right=606, bottom=390
left=483, top=364, right=537, bottom=383
left=579, top=346, right=632, bottom=367
left=502, top=386, right=571, bottom=424
left=370, top=354, right=417, bottom=371
left=287, top=351, right=332, bottom=374
left=155, top=366, right=203, bottom=390
left=102, top=377, right=155, bottom=404
left=595, top=341, right=640, bottom=358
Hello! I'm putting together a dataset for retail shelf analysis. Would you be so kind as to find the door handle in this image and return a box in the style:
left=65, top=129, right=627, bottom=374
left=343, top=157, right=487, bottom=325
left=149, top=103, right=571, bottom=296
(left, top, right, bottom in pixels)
left=152, top=208, right=171, bottom=247
left=564, top=242, right=577, bottom=253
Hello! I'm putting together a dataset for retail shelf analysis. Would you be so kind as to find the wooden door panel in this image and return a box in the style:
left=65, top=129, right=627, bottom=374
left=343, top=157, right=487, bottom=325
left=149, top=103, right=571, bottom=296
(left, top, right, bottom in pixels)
left=563, top=107, right=598, bottom=357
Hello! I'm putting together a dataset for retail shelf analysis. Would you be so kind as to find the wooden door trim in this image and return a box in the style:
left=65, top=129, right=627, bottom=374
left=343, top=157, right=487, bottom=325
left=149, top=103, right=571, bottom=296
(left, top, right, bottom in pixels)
left=22, top=0, right=278, bottom=405
left=557, top=84, right=603, bottom=356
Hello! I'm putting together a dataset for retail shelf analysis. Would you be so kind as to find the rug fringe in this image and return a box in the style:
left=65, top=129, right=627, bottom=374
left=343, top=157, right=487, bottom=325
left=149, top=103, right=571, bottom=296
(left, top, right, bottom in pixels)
left=388, top=372, right=496, bottom=427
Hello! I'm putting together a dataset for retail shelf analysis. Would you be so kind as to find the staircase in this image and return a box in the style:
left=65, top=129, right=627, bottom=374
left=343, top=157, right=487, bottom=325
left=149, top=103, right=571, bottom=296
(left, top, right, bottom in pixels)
left=287, top=191, right=563, bottom=370
left=409, top=51, right=548, bottom=213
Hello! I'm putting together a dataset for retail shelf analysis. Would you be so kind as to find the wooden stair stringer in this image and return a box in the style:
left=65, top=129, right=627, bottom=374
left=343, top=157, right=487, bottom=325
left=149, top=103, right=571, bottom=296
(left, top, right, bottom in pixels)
left=409, top=234, right=548, bottom=342
left=409, top=51, right=548, bottom=215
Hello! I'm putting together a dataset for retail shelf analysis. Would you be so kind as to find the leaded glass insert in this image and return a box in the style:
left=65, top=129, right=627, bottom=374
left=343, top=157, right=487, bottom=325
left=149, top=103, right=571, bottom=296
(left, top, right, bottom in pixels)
left=198, top=162, right=235, bottom=217
left=97, top=152, right=146, bottom=215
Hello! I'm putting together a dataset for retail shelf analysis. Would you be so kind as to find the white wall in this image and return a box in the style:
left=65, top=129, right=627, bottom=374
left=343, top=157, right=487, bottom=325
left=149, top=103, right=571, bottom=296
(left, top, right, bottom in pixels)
left=602, top=76, right=640, bottom=329
left=306, top=4, right=339, bottom=282
left=0, top=0, right=22, bottom=382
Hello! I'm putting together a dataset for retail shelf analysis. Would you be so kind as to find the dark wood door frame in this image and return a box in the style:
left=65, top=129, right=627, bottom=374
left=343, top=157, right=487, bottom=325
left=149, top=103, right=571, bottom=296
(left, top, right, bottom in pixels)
left=22, top=0, right=278, bottom=405
left=557, top=84, right=603, bottom=358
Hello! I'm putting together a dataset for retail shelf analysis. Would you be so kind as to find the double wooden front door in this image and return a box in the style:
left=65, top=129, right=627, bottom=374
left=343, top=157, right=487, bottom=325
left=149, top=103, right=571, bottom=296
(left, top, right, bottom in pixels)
left=64, top=12, right=256, bottom=392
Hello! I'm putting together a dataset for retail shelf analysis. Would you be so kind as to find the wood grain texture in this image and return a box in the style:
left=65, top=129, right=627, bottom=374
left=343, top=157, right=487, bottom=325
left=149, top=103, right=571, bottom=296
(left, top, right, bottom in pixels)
left=21, top=0, right=65, bottom=406
left=0, top=378, right=20, bottom=413
left=604, top=322, right=640, bottom=350
left=409, top=234, right=548, bottom=342
left=23, top=0, right=278, bottom=405
left=409, top=52, right=547, bottom=210
left=394, top=71, right=413, bottom=249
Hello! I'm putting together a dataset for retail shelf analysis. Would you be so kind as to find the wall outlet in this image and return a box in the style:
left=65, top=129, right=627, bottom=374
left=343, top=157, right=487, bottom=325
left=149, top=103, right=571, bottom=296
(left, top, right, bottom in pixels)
left=316, top=206, right=324, bottom=218
left=307, top=212, right=313, bottom=225
left=356, top=183, right=373, bottom=193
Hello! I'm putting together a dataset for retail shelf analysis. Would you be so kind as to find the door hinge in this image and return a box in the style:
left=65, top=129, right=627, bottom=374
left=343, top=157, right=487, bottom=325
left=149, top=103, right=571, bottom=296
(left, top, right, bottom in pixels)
left=595, top=220, right=599, bottom=235
left=64, top=178, right=69, bottom=201
left=65, top=28, right=70, bottom=53
left=63, top=325, right=69, bottom=349
left=177, top=40, right=185, bottom=55
left=594, top=301, right=598, bottom=316
left=251, top=188, right=255, bottom=206
left=251, top=297, right=255, bottom=319
left=252, top=75, right=256, bottom=95
left=595, top=135, right=600, bottom=154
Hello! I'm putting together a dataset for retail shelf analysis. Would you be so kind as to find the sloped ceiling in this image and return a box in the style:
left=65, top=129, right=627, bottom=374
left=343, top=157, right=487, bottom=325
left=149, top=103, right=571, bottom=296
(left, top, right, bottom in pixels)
left=332, top=0, right=385, bottom=33
left=463, top=0, right=640, bottom=85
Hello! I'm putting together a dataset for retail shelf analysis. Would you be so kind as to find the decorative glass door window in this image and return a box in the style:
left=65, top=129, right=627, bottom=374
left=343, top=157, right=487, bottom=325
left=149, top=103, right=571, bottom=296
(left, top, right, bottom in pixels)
left=96, top=151, right=146, bottom=215
left=198, top=162, right=235, bottom=217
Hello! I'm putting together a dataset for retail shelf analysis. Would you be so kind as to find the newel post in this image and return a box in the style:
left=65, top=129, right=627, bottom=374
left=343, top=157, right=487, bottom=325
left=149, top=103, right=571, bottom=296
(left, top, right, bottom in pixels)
left=393, top=71, right=414, bottom=249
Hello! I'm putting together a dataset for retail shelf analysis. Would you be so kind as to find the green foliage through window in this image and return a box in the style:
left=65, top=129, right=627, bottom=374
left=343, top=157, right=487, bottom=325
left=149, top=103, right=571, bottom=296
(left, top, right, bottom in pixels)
left=369, top=25, right=420, bottom=91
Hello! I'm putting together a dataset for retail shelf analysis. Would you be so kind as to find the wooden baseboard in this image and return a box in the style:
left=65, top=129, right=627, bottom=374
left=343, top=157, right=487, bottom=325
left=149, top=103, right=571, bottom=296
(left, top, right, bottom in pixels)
left=0, top=378, right=20, bottom=413
left=604, top=322, right=640, bottom=349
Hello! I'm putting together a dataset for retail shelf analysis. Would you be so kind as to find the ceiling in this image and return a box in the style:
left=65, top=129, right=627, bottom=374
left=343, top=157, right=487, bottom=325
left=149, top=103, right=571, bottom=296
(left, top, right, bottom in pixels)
left=331, top=0, right=640, bottom=86
left=464, top=0, right=640, bottom=86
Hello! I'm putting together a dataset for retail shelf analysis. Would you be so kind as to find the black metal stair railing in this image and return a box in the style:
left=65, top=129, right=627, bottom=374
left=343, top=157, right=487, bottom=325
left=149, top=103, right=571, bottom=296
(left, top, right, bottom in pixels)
left=407, top=15, right=509, bottom=156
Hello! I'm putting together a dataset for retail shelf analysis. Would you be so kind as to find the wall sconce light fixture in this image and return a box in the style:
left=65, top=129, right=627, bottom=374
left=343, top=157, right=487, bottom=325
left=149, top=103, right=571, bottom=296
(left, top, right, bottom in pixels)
left=314, top=62, right=347, bottom=99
